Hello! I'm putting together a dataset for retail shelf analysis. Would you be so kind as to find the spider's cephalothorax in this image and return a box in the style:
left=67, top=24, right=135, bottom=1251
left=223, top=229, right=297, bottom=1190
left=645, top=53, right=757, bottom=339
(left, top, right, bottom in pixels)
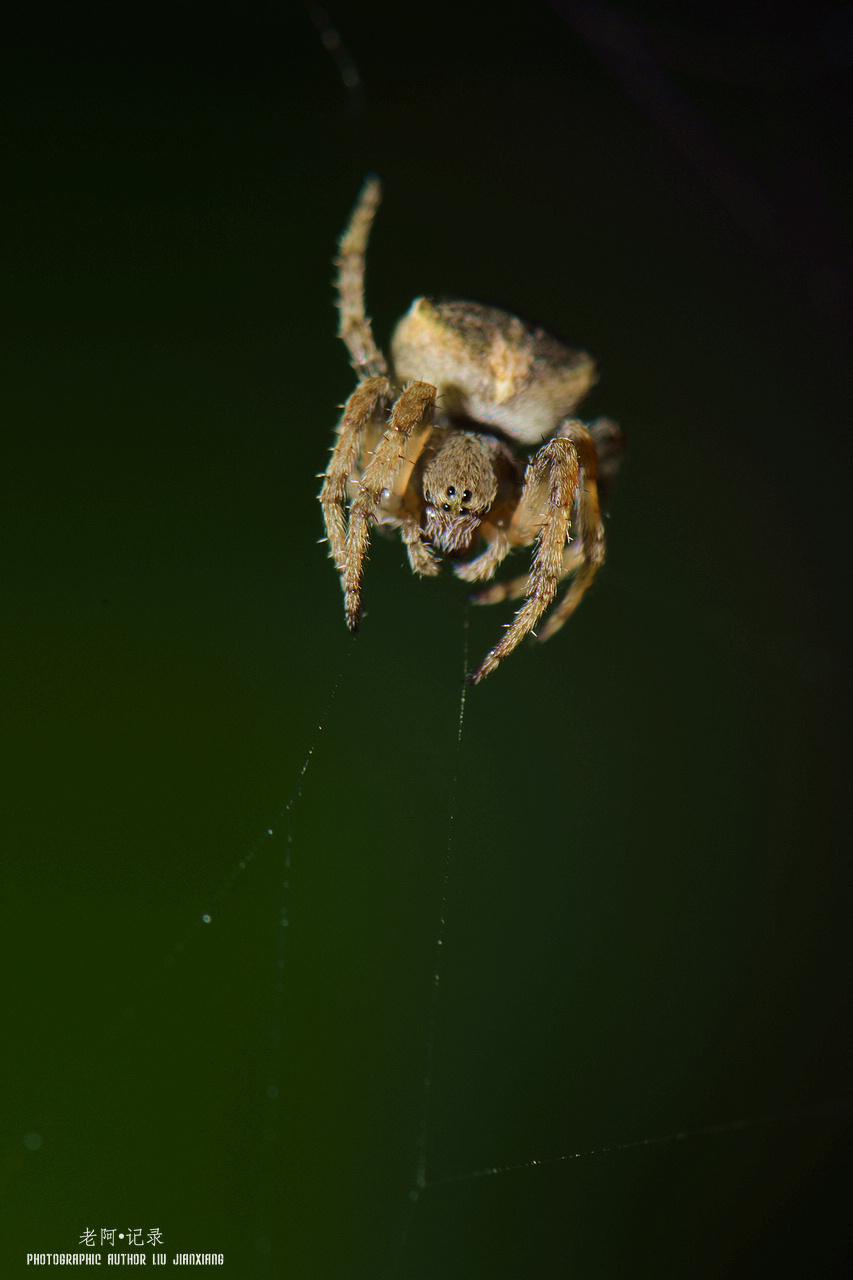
left=319, top=178, right=623, bottom=683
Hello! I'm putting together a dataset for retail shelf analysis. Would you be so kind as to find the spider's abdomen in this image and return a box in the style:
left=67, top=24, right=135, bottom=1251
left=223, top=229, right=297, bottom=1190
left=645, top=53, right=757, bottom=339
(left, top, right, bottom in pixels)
left=391, top=298, right=597, bottom=446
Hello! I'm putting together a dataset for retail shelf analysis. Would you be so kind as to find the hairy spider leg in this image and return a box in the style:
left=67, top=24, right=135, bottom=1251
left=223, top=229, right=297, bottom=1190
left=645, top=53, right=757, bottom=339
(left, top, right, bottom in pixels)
left=469, top=420, right=607, bottom=656
left=471, top=543, right=584, bottom=608
left=335, top=176, right=387, bottom=379
left=536, top=419, right=605, bottom=643
left=319, top=376, right=393, bottom=573
left=470, top=434, right=580, bottom=683
left=344, top=381, right=437, bottom=630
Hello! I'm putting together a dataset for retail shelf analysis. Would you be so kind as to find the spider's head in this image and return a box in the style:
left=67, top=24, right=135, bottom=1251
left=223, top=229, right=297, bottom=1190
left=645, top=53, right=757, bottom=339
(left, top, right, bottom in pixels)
left=422, top=433, right=497, bottom=555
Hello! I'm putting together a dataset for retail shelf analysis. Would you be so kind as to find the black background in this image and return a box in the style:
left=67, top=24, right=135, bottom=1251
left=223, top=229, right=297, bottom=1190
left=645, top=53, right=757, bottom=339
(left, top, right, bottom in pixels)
left=3, top=2, right=852, bottom=1276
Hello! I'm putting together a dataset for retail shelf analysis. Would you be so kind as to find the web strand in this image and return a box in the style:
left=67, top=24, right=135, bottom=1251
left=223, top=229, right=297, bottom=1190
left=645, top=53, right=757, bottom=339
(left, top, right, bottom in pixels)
left=231, top=636, right=358, bottom=1262
left=389, top=611, right=470, bottom=1273
left=380, top=606, right=849, bottom=1275
left=415, top=610, right=469, bottom=1192
left=185, top=638, right=356, bottom=940
left=426, top=1095, right=851, bottom=1189
left=13, top=637, right=359, bottom=1237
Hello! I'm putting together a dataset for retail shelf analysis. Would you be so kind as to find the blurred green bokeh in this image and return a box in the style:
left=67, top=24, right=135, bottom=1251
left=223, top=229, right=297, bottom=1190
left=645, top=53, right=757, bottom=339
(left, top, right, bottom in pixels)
left=2, top=2, right=851, bottom=1276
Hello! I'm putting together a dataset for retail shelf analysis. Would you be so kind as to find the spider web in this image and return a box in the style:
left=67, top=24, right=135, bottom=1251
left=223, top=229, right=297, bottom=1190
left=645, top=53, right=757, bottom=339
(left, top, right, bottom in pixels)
left=5, top=523, right=849, bottom=1279
left=251, top=589, right=852, bottom=1279
left=154, top=583, right=848, bottom=1279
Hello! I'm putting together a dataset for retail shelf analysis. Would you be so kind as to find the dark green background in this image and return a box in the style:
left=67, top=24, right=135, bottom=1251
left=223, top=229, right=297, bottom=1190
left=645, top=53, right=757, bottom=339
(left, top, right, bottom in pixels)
left=3, top=2, right=851, bottom=1276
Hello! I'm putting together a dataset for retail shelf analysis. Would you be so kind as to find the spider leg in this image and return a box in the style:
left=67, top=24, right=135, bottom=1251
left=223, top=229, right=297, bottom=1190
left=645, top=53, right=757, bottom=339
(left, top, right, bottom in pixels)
left=470, top=542, right=584, bottom=604
left=336, top=177, right=388, bottom=380
left=402, top=517, right=441, bottom=576
left=471, top=418, right=612, bottom=615
left=319, top=376, right=392, bottom=574
left=470, top=570, right=526, bottom=604
left=588, top=416, right=625, bottom=497
left=470, top=436, right=579, bottom=683
left=536, top=420, right=605, bottom=644
left=453, top=525, right=511, bottom=583
left=467, top=442, right=583, bottom=604
left=345, top=381, right=437, bottom=630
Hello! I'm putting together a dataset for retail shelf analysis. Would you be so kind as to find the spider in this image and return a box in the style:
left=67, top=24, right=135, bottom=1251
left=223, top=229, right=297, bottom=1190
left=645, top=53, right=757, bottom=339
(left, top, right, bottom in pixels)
left=319, top=178, right=623, bottom=683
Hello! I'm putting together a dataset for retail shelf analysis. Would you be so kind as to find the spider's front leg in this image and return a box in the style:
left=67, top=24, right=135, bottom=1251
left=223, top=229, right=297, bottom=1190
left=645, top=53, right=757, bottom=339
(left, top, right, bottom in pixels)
left=536, top=419, right=605, bottom=643
left=469, top=434, right=580, bottom=684
left=319, top=376, right=392, bottom=574
left=471, top=418, right=610, bottom=613
left=344, top=381, right=436, bottom=631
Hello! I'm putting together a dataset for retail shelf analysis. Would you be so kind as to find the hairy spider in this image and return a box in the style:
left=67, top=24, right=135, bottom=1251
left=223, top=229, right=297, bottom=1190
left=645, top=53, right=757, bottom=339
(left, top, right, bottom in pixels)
left=319, top=178, right=623, bottom=683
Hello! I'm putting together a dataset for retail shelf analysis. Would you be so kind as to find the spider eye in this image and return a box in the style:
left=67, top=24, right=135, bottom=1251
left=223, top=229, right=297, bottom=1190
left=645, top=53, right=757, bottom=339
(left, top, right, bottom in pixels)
left=462, top=489, right=472, bottom=502
left=442, top=503, right=451, bottom=511
left=446, top=486, right=456, bottom=497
